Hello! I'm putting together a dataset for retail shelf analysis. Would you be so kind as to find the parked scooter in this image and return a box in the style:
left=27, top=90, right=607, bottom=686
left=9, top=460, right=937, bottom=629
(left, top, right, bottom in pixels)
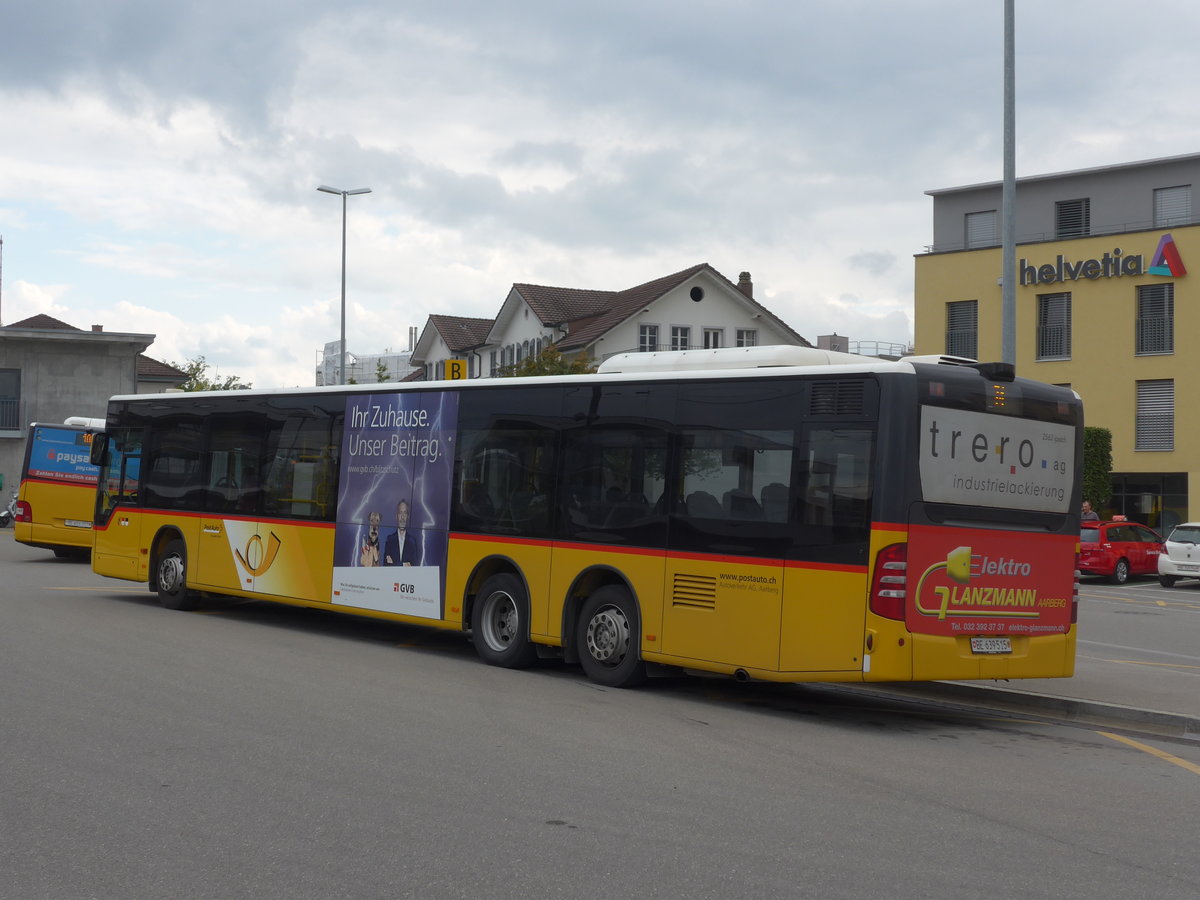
left=0, top=490, right=17, bottom=527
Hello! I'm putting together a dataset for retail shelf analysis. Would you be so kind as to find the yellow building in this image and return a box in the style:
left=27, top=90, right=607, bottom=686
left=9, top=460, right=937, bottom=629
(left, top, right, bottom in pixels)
left=915, top=154, right=1196, bottom=529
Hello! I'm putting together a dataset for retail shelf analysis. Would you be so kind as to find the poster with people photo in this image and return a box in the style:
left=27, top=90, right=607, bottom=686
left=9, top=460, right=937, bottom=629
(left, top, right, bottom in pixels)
left=331, top=390, right=458, bottom=618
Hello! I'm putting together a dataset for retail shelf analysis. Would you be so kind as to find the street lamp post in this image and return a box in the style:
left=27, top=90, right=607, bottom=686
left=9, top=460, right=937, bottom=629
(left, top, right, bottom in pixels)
left=317, top=184, right=372, bottom=385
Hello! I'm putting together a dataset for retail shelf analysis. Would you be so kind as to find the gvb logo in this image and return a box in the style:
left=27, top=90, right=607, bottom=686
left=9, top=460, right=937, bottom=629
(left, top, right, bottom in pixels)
left=915, top=545, right=1039, bottom=621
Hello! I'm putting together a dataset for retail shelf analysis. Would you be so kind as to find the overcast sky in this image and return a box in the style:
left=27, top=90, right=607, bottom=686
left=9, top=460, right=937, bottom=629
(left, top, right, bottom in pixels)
left=2, top=1, right=1198, bottom=387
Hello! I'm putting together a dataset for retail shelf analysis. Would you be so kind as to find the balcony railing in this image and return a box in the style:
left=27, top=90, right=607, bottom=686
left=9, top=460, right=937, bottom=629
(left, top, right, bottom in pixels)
left=1136, top=316, right=1174, bottom=354
left=0, top=397, right=22, bottom=431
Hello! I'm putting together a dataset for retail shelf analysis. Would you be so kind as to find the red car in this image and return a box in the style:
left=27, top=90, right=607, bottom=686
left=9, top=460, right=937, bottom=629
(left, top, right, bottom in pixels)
left=1079, top=519, right=1164, bottom=584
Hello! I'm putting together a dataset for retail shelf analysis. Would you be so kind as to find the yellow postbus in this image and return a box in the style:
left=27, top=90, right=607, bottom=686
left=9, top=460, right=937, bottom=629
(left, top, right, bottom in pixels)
left=89, top=347, right=1083, bottom=687
left=14, top=418, right=105, bottom=558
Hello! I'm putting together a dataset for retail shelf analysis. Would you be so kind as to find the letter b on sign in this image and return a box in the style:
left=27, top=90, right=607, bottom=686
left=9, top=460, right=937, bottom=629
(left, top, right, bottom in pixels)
left=446, top=359, right=467, bottom=380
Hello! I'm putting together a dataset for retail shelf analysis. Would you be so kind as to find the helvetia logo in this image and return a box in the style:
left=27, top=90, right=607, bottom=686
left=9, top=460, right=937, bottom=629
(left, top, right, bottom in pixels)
left=1148, top=233, right=1187, bottom=277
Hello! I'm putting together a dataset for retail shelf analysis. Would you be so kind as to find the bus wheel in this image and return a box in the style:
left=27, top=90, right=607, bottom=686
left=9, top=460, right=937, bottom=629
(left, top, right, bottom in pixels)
left=577, top=586, right=646, bottom=688
left=157, top=539, right=198, bottom=611
left=472, top=574, right=538, bottom=668
left=1109, top=558, right=1130, bottom=585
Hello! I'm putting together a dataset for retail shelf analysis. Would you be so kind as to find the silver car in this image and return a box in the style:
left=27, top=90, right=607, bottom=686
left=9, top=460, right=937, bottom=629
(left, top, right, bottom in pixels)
left=1157, top=522, right=1200, bottom=587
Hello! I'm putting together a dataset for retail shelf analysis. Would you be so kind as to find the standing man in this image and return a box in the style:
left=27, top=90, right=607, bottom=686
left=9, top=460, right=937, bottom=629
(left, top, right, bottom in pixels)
left=1081, top=501, right=1099, bottom=521
left=384, top=498, right=420, bottom=566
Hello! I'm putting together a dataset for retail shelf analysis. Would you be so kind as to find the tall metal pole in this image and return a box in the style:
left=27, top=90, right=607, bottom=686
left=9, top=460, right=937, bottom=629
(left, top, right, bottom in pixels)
left=339, top=191, right=347, bottom=385
left=1001, top=0, right=1016, bottom=366
left=317, top=185, right=371, bottom=386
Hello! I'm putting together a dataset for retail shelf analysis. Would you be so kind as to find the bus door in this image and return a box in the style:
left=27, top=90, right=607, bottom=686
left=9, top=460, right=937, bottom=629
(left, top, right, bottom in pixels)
left=195, top=417, right=264, bottom=594
left=777, top=424, right=875, bottom=673
left=663, top=416, right=793, bottom=671
left=92, top=427, right=144, bottom=581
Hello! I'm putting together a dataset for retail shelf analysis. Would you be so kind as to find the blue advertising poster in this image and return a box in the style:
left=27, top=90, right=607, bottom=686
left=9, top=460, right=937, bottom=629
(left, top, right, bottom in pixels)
left=26, top=426, right=100, bottom=485
left=332, top=390, right=458, bottom=618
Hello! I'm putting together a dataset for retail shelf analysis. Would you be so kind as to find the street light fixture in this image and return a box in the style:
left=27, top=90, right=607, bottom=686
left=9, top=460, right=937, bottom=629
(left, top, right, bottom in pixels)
left=317, top=184, right=372, bottom=385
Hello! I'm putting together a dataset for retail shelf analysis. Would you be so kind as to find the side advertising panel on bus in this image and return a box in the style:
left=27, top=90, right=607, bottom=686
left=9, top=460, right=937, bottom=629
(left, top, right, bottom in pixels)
left=330, top=391, right=459, bottom=618
left=909, top=406, right=1076, bottom=638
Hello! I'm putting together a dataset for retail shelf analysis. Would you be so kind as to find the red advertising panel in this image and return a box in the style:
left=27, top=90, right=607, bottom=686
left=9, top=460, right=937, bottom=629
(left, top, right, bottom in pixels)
left=905, top=523, right=1075, bottom=637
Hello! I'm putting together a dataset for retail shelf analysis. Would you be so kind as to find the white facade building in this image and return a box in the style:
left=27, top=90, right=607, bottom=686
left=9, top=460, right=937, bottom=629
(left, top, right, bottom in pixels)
left=412, top=263, right=809, bottom=379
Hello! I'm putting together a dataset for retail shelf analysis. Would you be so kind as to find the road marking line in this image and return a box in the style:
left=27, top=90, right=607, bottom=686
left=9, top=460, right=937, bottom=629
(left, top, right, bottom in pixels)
left=1099, top=732, right=1200, bottom=776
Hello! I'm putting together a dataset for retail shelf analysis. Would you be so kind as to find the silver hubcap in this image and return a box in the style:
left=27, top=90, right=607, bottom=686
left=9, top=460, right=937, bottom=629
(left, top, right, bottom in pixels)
left=481, top=591, right=518, bottom=650
left=160, top=555, right=184, bottom=594
left=586, top=605, right=630, bottom=666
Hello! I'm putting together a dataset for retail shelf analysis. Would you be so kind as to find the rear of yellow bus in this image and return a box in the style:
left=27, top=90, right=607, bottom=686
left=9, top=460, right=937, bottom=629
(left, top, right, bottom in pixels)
left=14, top=423, right=101, bottom=558
left=863, top=361, right=1081, bottom=682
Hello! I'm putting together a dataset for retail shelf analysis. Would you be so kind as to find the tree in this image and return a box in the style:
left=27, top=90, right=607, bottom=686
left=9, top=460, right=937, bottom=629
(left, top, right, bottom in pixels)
left=376, top=359, right=391, bottom=383
left=497, top=344, right=596, bottom=377
left=1082, top=426, right=1113, bottom=512
left=172, top=355, right=252, bottom=391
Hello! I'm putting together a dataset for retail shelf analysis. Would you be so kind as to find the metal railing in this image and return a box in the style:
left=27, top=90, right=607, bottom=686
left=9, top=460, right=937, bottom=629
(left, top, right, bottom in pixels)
left=0, top=397, right=22, bottom=431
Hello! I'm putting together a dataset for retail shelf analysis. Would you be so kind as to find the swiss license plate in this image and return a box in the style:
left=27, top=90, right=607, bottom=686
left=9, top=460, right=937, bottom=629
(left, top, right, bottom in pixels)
left=970, top=637, right=1012, bottom=654
left=1177, top=564, right=1199, bottom=573
left=64, top=520, right=93, bottom=529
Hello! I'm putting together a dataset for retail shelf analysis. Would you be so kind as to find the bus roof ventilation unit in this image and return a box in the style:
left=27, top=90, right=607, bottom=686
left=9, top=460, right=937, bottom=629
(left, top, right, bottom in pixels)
left=597, top=345, right=873, bottom=375
left=898, top=354, right=980, bottom=367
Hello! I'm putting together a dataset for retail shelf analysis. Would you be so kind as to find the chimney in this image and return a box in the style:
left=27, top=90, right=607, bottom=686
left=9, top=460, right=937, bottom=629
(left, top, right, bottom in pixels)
left=737, top=272, right=753, bottom=299
left=91, top=324, right=103, bottom=332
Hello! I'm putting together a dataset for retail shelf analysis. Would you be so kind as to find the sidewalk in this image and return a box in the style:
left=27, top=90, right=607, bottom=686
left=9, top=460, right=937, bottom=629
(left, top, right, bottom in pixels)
left=847, top=652, right=1200, bottom=740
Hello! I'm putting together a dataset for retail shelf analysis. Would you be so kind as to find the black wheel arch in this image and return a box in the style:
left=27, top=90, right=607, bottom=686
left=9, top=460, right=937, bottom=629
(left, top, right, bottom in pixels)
left=560, top=565, right=641, bottom=665
left=463, top=554, right=528, bottom=632
left=148, top=526, right=187, bottom=592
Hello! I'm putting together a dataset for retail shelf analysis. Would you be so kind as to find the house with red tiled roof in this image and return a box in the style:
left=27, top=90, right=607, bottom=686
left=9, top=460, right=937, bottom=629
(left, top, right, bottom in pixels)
left=0, top=315, right=185, bottom=492
left=410, top=263, right=808, bottom=379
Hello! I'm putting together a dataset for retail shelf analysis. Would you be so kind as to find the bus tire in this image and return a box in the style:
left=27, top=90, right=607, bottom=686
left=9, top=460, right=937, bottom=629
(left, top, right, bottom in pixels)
left=157, top=538, right=198, bottom=611
left=472, top=573, right=538, bottom=669
left=1109, top=558, right=1130, bottom=585
left=577, top=586, right=646, bottom=688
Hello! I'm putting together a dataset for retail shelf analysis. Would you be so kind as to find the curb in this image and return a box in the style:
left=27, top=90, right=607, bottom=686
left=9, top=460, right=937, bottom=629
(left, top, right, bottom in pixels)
left=839, top=680, right=1200, bottom=740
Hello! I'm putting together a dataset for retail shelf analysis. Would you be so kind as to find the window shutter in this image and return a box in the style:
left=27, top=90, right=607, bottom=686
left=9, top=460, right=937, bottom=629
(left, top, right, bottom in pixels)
left=1036, top=292, right=1072, bottom=359
left=1154, top=185, right=1191, bottom=227
left=965, top=211, right=998, bottom=248
left=945, top=300, right=978, bottom=358
left=1055, top=199, right=1090, bottom=239
left=1136, top=380, right=1174, bottom=451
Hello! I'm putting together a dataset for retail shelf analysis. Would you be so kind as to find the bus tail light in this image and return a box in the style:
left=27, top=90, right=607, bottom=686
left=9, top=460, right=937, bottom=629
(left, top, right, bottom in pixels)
left=1071, top=550, right=1080, bottom=624
left=15, top=500, right=32, bottom=523
left=870, top=543, right=907, bottom=621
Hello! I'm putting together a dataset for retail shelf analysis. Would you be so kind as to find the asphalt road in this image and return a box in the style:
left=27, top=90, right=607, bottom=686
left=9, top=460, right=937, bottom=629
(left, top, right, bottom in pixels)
left=2, top=534, right=1199, bottom=899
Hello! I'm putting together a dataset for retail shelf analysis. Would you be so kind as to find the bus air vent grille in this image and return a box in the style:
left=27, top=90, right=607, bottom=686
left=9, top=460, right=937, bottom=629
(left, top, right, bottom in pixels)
left=810, top=380, right=865, bottom=416
left=672, top=573, right=717, bottom=610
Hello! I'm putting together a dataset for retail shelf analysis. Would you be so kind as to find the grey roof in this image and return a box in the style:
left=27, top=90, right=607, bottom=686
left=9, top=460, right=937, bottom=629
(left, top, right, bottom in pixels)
left=514, top=263, right=809, bottom=351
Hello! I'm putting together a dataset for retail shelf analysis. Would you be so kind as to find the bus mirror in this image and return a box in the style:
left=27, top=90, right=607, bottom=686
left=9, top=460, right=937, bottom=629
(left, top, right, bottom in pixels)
left=89, top=433, right=108, bottom=467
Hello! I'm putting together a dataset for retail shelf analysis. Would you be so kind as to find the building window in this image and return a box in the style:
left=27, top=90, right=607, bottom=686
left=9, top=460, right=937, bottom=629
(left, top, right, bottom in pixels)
left=670, top=326, right=691, bottom=351
left=0, top=368, right=20, bottom=430
left=1154, top=185, right=1191, bottom=228
left=489, top=350, right=497, bottom=377
left=1136, top=380, right=1174, bottom=451
left=638, top=324, right=659, bottom=353
left=736, top=329, right=757, bottom=347
left=1036, top=292, right=1072, bottom=360
left=945, top=300, right=977, bottom=359
left=1055, top=198, right=1090, bottom=239
left=1136, top=283, right=1174, bottom=355
left=703, top=328, right=723, bottom=349
left=965, top=210, right=998, bottom=248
